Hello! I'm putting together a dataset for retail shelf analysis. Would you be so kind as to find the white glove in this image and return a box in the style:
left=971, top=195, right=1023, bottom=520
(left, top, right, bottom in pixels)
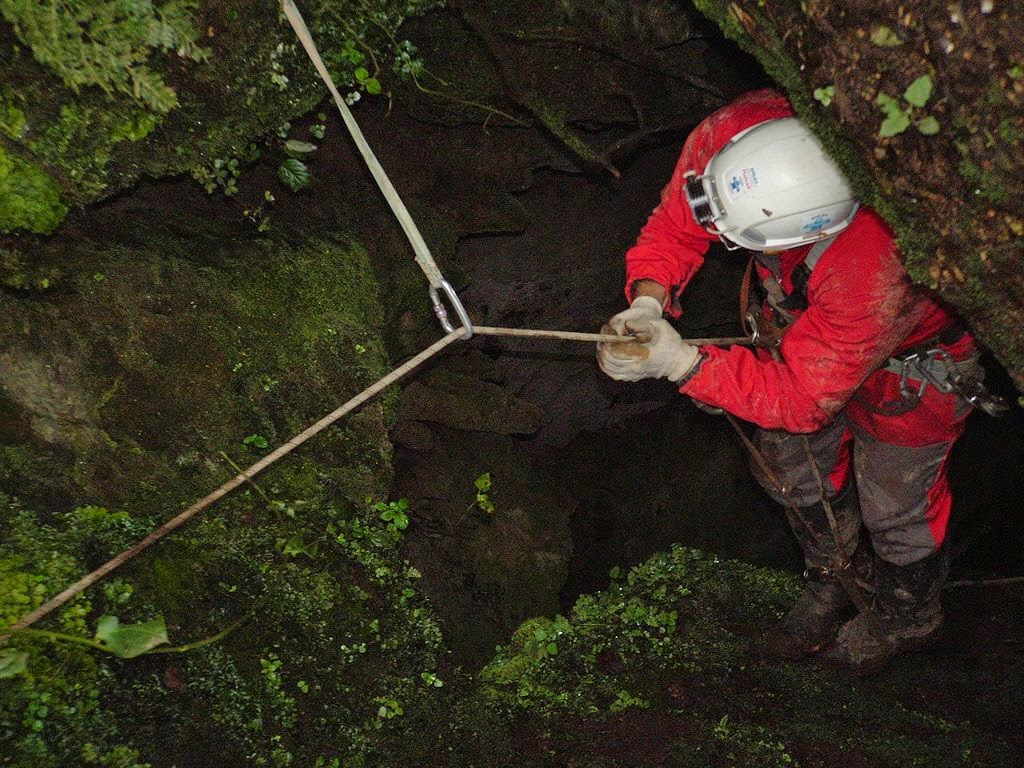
left=605, top=295, right=663, bottom=336
left=597, top=316, right=700, bottom=383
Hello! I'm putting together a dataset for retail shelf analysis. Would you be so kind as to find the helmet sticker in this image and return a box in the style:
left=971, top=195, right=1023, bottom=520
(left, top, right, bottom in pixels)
left=726, top=166, right=759, bottom=198
left=801, top=212, right=833, bottom=233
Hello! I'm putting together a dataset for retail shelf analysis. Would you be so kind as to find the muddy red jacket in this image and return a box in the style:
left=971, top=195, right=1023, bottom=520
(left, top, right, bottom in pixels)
left=624, top=89, right=971, bottom=445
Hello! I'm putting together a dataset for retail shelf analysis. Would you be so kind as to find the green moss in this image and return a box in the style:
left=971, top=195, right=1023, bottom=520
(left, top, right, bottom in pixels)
left=0, top=208, right=451, bottom=764
left=0, top=145, right=67, bottom=233
left=0, top=0, right=446, bottom=233
left=472, top=544, right=1017, bottom=765
left=0, top=90, right=26, bottom=139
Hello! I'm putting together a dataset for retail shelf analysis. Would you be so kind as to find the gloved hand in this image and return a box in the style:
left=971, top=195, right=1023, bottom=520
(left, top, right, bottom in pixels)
left=604, top=295, right=663, bottom=337
left=597, top=315, right=700, bottom=383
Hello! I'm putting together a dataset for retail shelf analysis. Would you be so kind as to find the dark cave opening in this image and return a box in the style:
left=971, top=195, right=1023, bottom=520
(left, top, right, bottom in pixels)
left=394, top=132, right=1024, bottom=668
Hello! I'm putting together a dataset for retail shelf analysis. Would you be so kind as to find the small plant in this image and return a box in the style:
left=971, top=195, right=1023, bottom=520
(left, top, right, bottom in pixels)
left=609, top=689, right=649, bottom=713
left=374, top=696, right=404, bottom=724
left=277, top=158, right=309, bottom=191
left=354, top=67, right=382, bottom=95
left=373, top=498, right=410, bottom=533
left=420, top=671, right=444, bottom=688
left=243, top=189, right=275, bottom=233
left=870, top=25, right=903, bottom=47
left=242, top=433, right=269, bottom=450
left=340, top=40, right=382, bottom=94
left=813, top=85, right=835, bottom=107
left=269, top=42, right=293, bottom=91
left=392, top=40, right=425, bottom=80
left=310, top=113, right=327, bottom=139
left=473, top=472, right=496, bottom=515
left=876, top=74, right=940, bottom=137
left=192, top=157, right=240, bottom=195
left=276, top=531, right=319, bottom=559
left=8, top=615, right=170, bottom=666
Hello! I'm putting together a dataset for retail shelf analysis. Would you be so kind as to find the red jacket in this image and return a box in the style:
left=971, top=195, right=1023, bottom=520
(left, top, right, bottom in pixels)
left=624, top=90, right=971, bottom=444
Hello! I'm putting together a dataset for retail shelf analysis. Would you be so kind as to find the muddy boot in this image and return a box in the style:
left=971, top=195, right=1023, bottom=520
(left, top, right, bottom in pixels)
left=765, top=493, right=866, bottom=660
left=821, top=548, right=947, bottom=674
left=766, top=573, right=853, bottom=659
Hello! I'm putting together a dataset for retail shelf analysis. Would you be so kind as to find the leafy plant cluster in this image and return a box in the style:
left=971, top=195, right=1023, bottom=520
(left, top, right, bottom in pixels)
left=474, top=540, right=1018, bottom=767
left=0, top=0, right=209, bottom=114
left=193, top=0, right=442, bottom=215
left=877, top=74, right=940, bottom=137
left=0, top=486, right=448, bottom=767
left=479, top=547, right=790, bottom=718
left=312, top=0, right=440, bottom=101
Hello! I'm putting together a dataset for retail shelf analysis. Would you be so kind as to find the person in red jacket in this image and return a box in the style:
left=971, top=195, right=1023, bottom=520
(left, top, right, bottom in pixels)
left=597, top=89, right=987, bottom=672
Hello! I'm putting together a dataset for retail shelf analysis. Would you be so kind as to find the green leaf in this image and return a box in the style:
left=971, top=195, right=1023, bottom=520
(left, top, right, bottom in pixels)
left=474, top=473, right=492, bottom=492
left=363, top=78, right=382, bottom=95
left=280, top=532, right=318, bottom=558
left=278, top=158, right=311, bottom=192
left=354, top=66, right=369, bottom=82
left=242, top=433, right=268, bottom=449
left=284, top=139, right=317, bottom=155
left=903, top=74, right=933, bottom=108
left=0, top=651, right=29, bottom=679
left=870, top=25, right=903, bottom=47
left=879, top=111, right=911, bottom=137
left=95, top=615, right=169, bottom=658
left=875, top=92, right=904, bottom=118
left=916, top=115, right=941, bottom=135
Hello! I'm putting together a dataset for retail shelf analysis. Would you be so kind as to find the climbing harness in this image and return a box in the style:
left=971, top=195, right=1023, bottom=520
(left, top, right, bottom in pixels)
left=884, top=347, right=1009, bottom=417
left=729, top=232, right=1010, bottom=614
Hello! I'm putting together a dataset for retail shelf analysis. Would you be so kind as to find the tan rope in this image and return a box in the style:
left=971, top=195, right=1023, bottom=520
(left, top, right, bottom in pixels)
left=475, top=325, right=754, bottom=346
left=2, top=332, right=462, bottom=638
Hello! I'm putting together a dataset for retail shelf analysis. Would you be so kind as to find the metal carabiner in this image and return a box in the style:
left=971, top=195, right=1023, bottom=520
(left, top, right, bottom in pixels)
left=429, top=279, right=474, bottom=339
left=917, top=348, right=957, bottom=394
left=898, top=352, right=928, bottom=401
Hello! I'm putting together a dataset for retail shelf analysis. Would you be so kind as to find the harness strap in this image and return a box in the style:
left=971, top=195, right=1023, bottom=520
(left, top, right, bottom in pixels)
left=806, top=234, right=839, bottom=271
left=739, top=254, right=755, bottom=337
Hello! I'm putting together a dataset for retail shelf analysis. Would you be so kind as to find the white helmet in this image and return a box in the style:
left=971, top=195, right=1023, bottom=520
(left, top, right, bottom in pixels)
left=684, top=117, right=859, bottom=251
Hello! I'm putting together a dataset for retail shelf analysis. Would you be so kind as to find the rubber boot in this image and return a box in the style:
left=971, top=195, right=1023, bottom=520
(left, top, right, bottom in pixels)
left=765, top=492, right=868, bottom=660
left=821, top=548, right=947, bottom=674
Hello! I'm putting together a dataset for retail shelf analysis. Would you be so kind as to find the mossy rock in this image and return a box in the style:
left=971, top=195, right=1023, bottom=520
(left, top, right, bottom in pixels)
left=0, top=489, right=451, bottom=767
left=0, top=230, right=393, bottom=514
left=0, top=0, right=443, bottom=234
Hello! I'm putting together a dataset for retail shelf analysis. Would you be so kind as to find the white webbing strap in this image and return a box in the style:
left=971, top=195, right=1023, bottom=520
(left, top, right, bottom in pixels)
left=280, top=0, right=446, bottom=291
